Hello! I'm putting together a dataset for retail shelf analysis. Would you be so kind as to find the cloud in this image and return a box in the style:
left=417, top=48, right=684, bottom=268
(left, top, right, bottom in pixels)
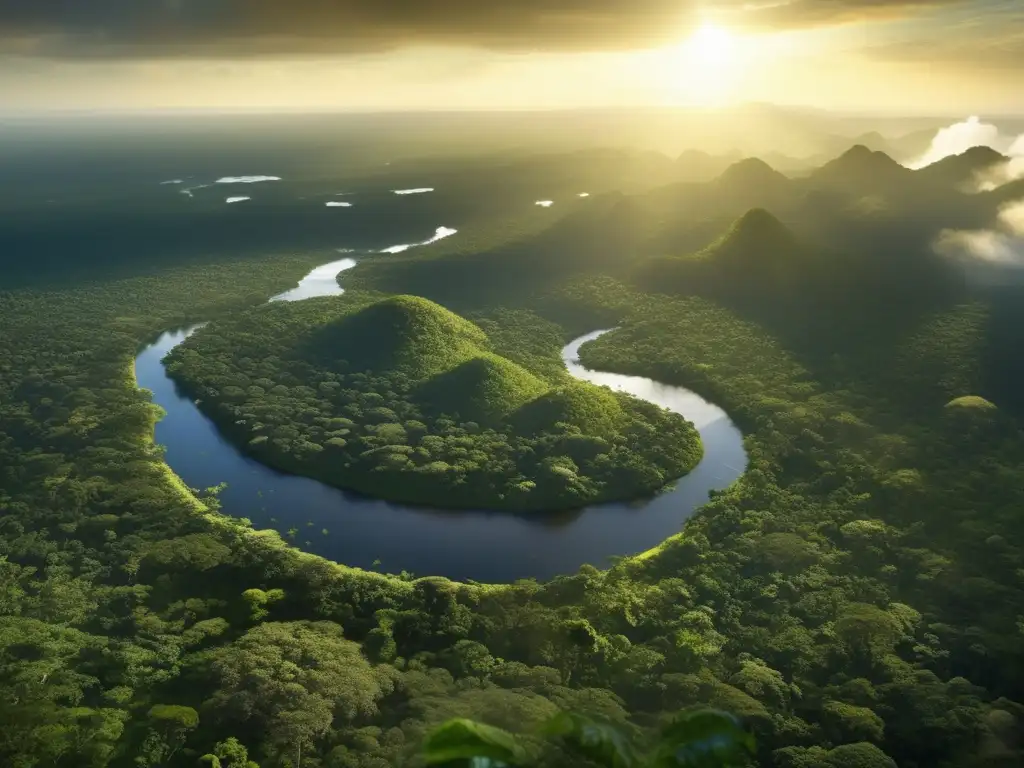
left=978, top=157, right=1024, bottom=191
left=976, top=131, right=1024, bottom=190
left=908, top=116, right=1003, bottom=169
left=1001, top=135, right=1024, bottom=182
left=0, top=0, right=978, bottom=58
left=935, top=199, right=1024, bottom=269
left=1000, top=199, right=1024, bottom=233
left=909, top=116, right=1024, bottom=190
left=746, top=0, right=966, bottom=28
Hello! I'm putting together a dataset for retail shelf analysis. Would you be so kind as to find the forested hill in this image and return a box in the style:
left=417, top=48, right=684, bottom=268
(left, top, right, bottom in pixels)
left=632, top=208, right=823, bottom=300
left=163, top=294, right=702, bottom=511
left=1, top=140, right=1024, bottom=767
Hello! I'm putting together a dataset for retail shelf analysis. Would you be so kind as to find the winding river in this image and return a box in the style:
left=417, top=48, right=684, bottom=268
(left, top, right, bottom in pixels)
left=135, top=243, right=746, bottom=583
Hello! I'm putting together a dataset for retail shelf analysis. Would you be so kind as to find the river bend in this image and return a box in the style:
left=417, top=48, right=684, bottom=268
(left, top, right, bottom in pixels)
left=135, top=247, right=746, bottom=582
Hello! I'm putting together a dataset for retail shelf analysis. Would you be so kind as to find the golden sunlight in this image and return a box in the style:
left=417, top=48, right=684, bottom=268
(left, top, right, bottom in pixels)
left=658, top=23, right=744, bottom=107
left=688, top=24, right=737, bottom=68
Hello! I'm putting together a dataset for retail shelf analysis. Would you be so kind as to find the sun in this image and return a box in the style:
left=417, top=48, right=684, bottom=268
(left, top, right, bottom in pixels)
left=687, top=24, right=736, bottom=68
left=658, top=23, right=743, bottom=106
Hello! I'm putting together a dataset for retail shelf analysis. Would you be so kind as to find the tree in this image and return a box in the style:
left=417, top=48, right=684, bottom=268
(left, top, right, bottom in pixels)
left=443, top=640, right=496, bottom=680
left=139, top=705, right=199, bottom=766
left=821, top=700, right=884, bottom=744
left=542, top=619, right=608, bottom=684
left=241, top=588, right=285, bottom=621
left=0, top=617, right=113, bottom=767
left=142, top=534, right=232, bottom=574
left=214, top=736, right=259, bottom=768
left=821, top=743, right=897, bottom=768
left=774, top=743, right=897, bottom=768
left=202, top=622, right=394, bottom=763
left=729, top=659, right=790, bottom=710
left=833, top=603, right=903, bottom=673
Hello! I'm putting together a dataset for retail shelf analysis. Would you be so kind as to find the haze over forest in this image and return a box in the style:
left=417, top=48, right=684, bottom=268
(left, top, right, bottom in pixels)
left=3, top=2, right=1024, bottom=768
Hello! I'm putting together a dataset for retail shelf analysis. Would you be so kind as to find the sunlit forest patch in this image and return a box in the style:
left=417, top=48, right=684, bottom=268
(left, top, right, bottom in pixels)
left=164, top=294, right=702, bottom=510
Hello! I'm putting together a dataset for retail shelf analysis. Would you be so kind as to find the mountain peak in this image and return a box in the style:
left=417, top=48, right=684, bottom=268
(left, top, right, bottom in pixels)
left=735, top=206, right=784, bottom=231
left=836, top=144, right=901, bottom=168
left=851, top=132, right=889, bottom=152
left=915, top=145, right=1009, bottom=184
left=922, top=144, right=1007, bottom=170
left=310, top=295, right=487, bottom=380
left=716, top=157, right=789, bottom=188
left=716, top=208, right=799, bottom=256
left=812, top=144, right=910, bottom=187
left=843, top=144, right=875, bottom=159
left=960, top=145, right=1007, bottom=165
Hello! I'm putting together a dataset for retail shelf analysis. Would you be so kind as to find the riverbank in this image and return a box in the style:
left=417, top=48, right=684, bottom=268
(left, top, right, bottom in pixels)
left=134, top=257, right=746, bottom=581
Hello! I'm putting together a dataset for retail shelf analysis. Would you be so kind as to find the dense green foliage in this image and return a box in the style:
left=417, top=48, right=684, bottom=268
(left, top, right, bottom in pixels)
left=420, top=707, right=755, bottom=767
left=3, top=141, right=1024, bottom=768
left=164, top=294, right=701, bottom=511
left=632, top=209, right=828, bottom=303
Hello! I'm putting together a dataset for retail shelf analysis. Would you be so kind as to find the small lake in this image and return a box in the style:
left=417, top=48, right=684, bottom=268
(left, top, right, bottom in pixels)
left=135, top=253, right=746, bottom=583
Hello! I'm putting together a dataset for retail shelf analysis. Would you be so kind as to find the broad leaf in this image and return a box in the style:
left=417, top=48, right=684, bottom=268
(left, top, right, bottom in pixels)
left=651, top=708, right=755, bottom=767
left=423, top=718, right=527, bottom=766
left=542, top=711, right=640, bottom=768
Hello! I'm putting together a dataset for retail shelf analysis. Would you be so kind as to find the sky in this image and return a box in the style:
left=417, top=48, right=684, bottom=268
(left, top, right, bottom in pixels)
left=1, top=0, right=1022, bottom=113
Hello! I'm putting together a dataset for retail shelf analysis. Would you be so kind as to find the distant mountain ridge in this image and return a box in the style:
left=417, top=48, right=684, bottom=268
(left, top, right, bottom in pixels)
left=810, top=144, right=914, bottom=191
left=915, top=145, right=1009, bottom=186
left=351, top=140, right=998, bottom=314
left=715, top=157, right=791, bottom=192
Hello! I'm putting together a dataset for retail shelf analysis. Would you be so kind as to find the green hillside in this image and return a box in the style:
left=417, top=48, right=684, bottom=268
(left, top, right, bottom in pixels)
left=698, top=207, right=806, bottom=264
left=633, top=208, right=821, bottom=299
left=308, top=294, right=487, bottom=379
left=165, top=293, right=702, bottom=511
left=511, top=380, right=626, bottom=437
left=414, top=352, right=550, bottom=425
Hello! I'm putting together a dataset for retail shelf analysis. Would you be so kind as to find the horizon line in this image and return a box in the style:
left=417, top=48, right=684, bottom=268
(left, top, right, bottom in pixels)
left=3, top=103, right=1023, bottom=121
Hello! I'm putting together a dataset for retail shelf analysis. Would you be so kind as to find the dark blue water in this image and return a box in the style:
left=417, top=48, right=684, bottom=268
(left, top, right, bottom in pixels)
left=135, top=255, right=747, bottom=583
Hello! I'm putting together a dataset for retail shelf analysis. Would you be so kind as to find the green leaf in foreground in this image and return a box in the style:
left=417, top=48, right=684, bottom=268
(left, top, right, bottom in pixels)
left=650, top=709, right=755, bottom=767
left=542, top=711, right=640, bottom=768
left=423, top=718, right=527, bottom=766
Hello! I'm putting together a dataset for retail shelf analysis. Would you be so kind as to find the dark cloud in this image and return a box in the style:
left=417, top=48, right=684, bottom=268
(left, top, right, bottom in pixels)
left=745, top=0, right=966, bottom=26
left=0, top=0, right=990, bottom=58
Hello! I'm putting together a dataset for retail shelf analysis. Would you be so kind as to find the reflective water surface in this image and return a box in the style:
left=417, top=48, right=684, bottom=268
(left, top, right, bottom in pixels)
left=135, top=255, right=746, bottom=582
